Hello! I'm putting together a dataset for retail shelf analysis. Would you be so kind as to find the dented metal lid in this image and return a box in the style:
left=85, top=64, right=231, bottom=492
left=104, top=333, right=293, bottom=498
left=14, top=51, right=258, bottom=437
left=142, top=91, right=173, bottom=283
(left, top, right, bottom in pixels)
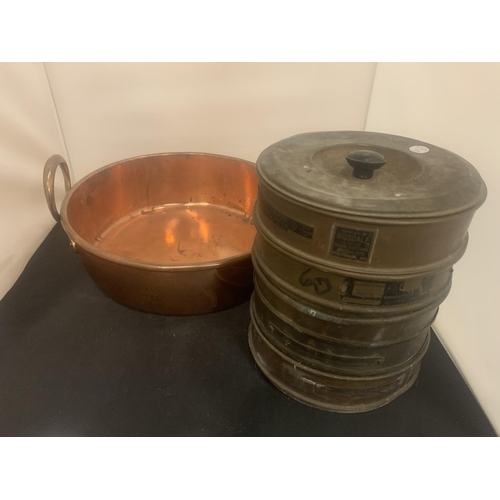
left=256, top=131, right=487, bottom=218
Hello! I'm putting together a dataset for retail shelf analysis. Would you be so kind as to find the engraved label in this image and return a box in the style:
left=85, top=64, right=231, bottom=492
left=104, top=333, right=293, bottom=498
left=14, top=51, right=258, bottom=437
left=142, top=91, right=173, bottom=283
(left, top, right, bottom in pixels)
left=260, top=197, right=314, bottom=240
left=331, top=226, right=376, bottom=262
left=340, top=275, right=437, bottom=306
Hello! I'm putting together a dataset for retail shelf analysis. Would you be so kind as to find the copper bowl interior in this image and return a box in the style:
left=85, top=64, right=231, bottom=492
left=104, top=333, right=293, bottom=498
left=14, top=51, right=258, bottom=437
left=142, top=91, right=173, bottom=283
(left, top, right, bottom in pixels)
left=63, top=153, right=258, bottom=267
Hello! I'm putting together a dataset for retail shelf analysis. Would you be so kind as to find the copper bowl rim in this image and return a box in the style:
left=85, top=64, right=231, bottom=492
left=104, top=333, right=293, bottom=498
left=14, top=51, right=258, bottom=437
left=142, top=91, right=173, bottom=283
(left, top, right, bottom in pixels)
left=59, top=152, right=257, bottom=272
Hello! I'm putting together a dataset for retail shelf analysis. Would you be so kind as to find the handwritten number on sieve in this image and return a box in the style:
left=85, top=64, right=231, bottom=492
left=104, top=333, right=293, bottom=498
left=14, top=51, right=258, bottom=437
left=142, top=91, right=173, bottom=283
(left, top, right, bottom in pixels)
left=299, top=268, right=332, bottom=296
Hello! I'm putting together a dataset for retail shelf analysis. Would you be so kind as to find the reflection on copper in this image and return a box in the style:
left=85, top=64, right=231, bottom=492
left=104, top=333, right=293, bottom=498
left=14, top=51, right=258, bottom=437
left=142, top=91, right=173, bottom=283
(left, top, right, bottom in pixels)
left=186, top=208, right=210, bottom=243
left=243, top=168, right=253, bottom=214
left=198, top=218, right=210, bottom=243
left=165, top=217, right=179, bottom=244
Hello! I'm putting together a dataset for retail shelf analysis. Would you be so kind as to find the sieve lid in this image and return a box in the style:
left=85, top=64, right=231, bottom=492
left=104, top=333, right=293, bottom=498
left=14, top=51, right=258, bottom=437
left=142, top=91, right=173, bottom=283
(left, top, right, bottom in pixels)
left=256, top=131, right=487, bottom=218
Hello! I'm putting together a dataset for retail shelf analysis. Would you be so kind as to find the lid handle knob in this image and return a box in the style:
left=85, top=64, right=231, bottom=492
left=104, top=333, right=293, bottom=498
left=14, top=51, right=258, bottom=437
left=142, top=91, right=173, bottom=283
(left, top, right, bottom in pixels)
left=346, top=150, right=386, bottom=179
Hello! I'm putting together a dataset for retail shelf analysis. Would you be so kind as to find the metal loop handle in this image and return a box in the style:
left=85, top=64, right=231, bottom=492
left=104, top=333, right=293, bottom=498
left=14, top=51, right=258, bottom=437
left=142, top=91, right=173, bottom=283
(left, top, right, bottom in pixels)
left=43, top=154, right=72, bottom=222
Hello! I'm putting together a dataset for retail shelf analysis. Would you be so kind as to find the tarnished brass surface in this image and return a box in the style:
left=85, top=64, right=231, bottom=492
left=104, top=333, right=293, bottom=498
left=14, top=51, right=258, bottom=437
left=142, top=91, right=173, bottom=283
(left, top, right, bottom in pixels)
left=256, top=132, right=487, bottom=218
left=252, top=231, right=453, bottom=314
left=252, top=263, right=436, bottom=372
left=255, top=184, right=473, bottom=275
left=43, top=152, right=258, bottom=315
left=248, top=321, right=425, bottom=413
left=253, top=264, right=440, bottom=345
left=249, top=131, right=487, bottom=412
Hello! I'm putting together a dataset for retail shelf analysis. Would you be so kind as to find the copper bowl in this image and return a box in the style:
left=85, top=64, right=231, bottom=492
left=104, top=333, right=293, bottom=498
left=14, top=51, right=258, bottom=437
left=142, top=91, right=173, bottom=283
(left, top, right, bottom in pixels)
left=43, top=153, right=258, bottom=315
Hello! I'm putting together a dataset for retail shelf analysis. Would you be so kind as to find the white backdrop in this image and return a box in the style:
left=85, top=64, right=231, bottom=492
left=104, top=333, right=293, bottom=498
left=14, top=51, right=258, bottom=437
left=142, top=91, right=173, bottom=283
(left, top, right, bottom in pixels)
left=44, top=63, right=376, bottom=179
left=366, top=63, right=500, bottom=433
left=0, top=63, right=68, bottom=301
left=1, top=62, right=498, bottom=432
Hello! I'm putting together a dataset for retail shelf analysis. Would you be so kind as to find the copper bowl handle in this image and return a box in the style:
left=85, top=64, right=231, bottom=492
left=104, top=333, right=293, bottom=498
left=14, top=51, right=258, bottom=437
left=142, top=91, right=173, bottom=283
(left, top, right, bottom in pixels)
left=43, top=154, right=72, bottom=222
left=43, top=155, right=77, bottom=252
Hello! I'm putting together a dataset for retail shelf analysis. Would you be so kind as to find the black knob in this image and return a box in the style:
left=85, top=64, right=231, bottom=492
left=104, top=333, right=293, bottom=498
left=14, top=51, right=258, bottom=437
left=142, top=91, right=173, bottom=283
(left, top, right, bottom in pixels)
left=346, top=150, right=386, bottom=179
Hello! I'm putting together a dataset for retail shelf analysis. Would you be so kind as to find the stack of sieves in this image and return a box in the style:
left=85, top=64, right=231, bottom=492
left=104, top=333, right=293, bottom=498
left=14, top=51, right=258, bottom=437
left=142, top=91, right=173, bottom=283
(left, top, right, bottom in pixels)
left=248, top=131, right=487, bottom=412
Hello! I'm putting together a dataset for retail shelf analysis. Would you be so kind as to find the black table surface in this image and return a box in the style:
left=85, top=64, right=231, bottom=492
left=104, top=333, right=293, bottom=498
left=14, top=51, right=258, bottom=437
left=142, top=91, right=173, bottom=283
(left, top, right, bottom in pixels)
left=0, top=224, right=495, bottom=436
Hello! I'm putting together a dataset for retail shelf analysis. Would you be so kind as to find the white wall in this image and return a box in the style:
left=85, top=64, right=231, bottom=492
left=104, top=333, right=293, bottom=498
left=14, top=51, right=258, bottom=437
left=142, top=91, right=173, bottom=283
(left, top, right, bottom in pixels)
left=44, top=62, right=376, bottom=179
left=0, top=63, right=68, bottom=299
left=366, top=63, right=500, bottom=432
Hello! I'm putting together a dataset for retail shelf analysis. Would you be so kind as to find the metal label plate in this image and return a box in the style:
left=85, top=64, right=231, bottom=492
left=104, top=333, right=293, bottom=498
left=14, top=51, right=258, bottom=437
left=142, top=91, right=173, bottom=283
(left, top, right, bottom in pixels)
left=331, top=226, right=376, bottom=262
left=260, top=197, right=314, bottom=240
